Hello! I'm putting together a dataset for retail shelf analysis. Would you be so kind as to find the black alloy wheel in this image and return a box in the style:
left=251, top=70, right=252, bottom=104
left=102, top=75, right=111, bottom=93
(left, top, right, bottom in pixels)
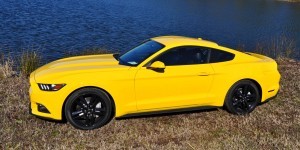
left=225, top=80, right=260, bottom=115
left=65, top=88, right=113, bottom=130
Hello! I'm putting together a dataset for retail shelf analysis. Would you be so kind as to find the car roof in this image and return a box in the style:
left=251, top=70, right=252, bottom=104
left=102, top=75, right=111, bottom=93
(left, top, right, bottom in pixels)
left=151, top=36, right=219, bottom=47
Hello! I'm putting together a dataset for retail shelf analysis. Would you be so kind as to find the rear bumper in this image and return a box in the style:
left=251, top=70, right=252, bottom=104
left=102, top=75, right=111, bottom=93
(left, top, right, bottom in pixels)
left=262, top=83, right=280, bottom=102
left=260, top=64, right=280, bottom=103
left=261, top=90, right=279, bottom=104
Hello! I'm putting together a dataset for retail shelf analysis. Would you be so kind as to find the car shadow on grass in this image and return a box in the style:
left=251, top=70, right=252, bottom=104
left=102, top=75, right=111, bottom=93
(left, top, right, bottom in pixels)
left=116, top=106, right=220, bottom=120
left=32, top=115, right=67, bottom=123
left=31, top=107, right=219, bottom=125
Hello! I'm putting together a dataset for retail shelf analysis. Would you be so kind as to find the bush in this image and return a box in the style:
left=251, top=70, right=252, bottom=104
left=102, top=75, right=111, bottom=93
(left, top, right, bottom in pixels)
left=0, top=53, right=15, bottom=79
left=19, top=50, right=41, bottom=76
left=254, top=36, right=297, bottom=59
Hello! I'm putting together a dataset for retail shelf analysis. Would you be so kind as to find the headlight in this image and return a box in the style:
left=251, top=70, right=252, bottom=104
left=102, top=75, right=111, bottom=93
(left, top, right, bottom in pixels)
left=38, top=84, right=66, bottom=91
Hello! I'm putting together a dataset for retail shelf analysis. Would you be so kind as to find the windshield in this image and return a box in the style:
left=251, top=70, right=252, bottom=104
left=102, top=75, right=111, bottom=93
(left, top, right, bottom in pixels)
left=118, top=40, right=165, bottom=66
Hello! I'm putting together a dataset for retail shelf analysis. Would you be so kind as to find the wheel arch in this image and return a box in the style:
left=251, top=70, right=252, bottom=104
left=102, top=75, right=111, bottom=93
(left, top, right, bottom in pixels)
left=61, top=86, right=116, bottom=121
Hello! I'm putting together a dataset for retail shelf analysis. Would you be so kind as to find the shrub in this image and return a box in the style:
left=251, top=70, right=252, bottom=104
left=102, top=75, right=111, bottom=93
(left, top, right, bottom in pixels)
left=19, top=50, right=41, bottom=76
left=0, top=53, right=15, bottom=79
left=254, top=36, right=297, bottom=59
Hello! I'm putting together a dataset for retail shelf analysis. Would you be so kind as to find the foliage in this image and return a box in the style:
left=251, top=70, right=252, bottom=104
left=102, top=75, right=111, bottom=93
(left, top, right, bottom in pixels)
left=19, top=50, right=41, bottom=76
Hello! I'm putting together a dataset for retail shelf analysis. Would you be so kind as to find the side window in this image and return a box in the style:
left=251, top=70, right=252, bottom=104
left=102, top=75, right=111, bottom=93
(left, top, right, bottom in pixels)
left=209, top=49, right=235, bottom=63
left=152, top=46, right=209, bottom=66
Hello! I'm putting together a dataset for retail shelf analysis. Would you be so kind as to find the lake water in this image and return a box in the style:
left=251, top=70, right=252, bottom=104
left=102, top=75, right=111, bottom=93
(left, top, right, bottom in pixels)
left=0, top=0, right=299, bottom=61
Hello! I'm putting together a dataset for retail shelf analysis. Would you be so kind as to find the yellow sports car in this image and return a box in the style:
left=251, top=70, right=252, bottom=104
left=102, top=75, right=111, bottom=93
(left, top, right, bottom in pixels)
left=29, top=36, right=280, bottom=130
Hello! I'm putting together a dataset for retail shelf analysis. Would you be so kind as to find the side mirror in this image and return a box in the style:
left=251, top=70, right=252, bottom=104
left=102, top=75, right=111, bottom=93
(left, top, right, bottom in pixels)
left=147, top=61, right=166, bottom=70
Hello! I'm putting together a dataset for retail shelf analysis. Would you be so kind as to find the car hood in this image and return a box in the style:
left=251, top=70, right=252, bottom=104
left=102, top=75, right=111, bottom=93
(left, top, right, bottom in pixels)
left=33, top=54, right=130, bottom=82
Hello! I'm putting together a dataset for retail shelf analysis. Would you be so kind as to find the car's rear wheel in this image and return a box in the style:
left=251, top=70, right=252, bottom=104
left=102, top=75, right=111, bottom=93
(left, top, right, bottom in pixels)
left=225, top=80, right=260, bottom=115
left=65, top=88, right=113, bottom=130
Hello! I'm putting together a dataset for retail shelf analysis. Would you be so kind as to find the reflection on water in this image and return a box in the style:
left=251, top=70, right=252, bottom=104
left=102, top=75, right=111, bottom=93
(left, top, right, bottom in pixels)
left=0, top=0, right=299, bottom=61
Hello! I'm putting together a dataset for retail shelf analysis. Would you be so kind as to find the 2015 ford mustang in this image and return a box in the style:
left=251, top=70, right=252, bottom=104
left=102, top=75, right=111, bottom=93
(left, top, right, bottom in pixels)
left=29, top=36, right=280, bottom=130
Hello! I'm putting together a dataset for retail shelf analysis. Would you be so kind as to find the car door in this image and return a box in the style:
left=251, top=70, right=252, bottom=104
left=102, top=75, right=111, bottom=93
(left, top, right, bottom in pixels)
left=134, top=46, right=215, bottom=111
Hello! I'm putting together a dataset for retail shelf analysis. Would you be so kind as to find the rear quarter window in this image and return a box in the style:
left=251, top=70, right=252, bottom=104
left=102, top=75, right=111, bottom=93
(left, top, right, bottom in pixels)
left=209, top=49, right=235, bottom=63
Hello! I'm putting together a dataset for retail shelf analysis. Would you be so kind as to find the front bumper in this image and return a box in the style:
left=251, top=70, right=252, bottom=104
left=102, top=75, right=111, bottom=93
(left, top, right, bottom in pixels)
left=29, top=102, right=60, bottom=120
left=29, top=84, right=66, bottom=120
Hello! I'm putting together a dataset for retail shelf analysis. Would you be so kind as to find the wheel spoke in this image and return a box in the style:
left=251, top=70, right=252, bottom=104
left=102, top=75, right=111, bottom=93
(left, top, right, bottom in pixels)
left=233, top=102, right=240, bottom=109
left=246, top=103, right=251, bottom=110
left=244, top=101, right=250, bottom=110
left=85, top=117, right=91, bottom=126
left=72, top=110, right=83, bottom=116
left=241, top=101, right=246, bottom=110
left=90, top=96, right=99, bottom=108
left=232, top=98, right=239, bottom=106
left=246, top=94, right=255, bottom=98
left=236, top=88, right=243, bottom=97
left=84, top=115, right=95, bottom=126
left=238, top=102, right=243, bottom=110
left=246, top=95, right=256, bottom=102
left=243, top=85, right=249, bottom=96
left=77, top=100, right=85, bottom=108
left=89, top=116, right=96, bottom=126
left=94, top=110, right=105, bottom=116
left=78, top=96, right=88, bottom=106
left=95, top=107, right=106, bottom=112
left=72, top=110, right=83, bottom=119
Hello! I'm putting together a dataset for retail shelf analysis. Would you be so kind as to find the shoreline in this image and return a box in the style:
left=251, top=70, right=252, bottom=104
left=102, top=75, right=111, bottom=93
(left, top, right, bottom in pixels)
left=278, top=0, right=300, bottom=2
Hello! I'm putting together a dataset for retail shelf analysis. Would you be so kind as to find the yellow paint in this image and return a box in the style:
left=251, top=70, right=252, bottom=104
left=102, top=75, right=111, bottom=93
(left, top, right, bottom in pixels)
left=29, top=36, right=280, bottom=120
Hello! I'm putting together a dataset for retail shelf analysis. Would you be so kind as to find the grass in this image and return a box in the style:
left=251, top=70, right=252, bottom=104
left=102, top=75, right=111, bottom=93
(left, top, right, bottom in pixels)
left=0, top=42, right=299, bottom=149
left=0, top=55, right=15, bottom=79
left=0, top=50, right=42, bottom=77
left=19, top=50, right=42, bottom=76
left=237, top=36, right=298, bottom=59
left=254, top=36, right=297, bottom=59
left=0, top=48, right=112, bottom=76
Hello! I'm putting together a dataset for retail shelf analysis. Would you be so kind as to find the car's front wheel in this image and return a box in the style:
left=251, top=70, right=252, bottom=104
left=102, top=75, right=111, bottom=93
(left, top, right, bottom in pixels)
left=225, top=80, right=260, bottom=115
left=65, top=88, right=113, bottom=130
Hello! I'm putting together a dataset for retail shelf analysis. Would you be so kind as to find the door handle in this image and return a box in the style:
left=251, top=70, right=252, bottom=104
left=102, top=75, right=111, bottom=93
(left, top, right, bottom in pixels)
left=198, top=72, right=210, bottom=76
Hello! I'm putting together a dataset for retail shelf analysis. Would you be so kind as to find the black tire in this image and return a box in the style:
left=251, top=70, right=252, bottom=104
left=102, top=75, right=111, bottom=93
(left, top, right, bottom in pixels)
left=64, top=88, right=113, bottom=130
left=224, top=80, right=260, bottom=115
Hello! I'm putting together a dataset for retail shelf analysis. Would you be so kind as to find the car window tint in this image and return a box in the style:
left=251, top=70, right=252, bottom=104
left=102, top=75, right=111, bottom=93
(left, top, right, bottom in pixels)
left=119, top=40, right=165, bottom=66
left=209, top=49, right=235, bottom=63
left=153, top=46, right=209, bottom=66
